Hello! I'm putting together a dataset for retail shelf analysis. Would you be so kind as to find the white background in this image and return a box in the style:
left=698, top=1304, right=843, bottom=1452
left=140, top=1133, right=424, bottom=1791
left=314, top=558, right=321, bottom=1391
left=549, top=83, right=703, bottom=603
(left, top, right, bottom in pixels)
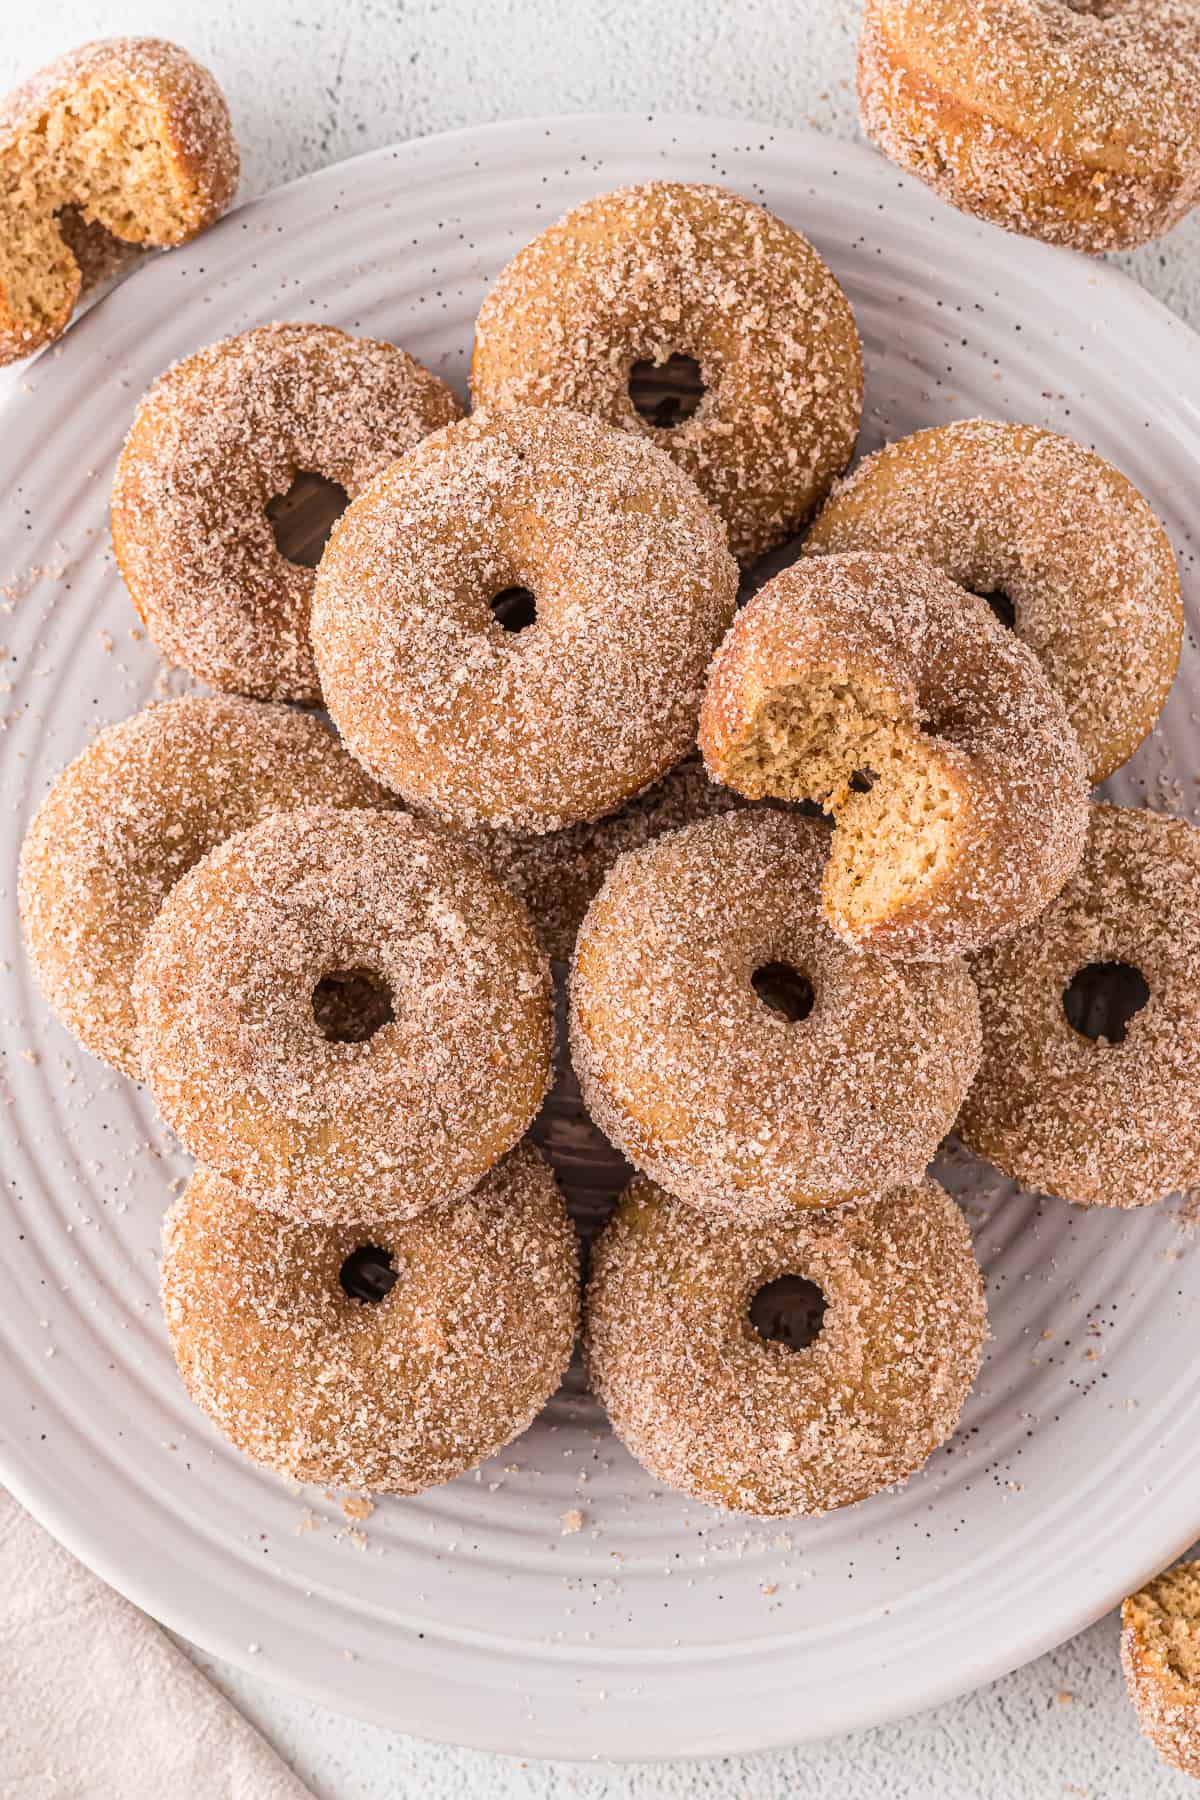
left=5, top=4, right=1200, bottom=1796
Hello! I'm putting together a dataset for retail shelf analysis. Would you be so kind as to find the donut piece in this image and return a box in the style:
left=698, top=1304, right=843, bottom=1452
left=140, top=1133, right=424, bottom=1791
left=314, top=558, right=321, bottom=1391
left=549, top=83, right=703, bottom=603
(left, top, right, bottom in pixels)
left=586, top=1175, right=986, bottom=1516
left=311, top=406, right=738, bottom=832
left=570, top=810, right=981, bottom=1219
left=858, top=0, right=1200, bottom=253
left=162, top=1146, right=579, bottom=1493
left=112, top=323, right=463, bottom=704
left=0, top=38, right=238, bottom=364
left=462, top=757, right=744, bottom=963
left=804, top=420, right=1181, bottom=784
left=1122, top=1562, right=1200, bottom=1780
left=470, top=181, right=863, bottom=563
left=18, top=695, right=390, bottom=1078
left=956, top=805, right=1200, bottom=1208
left=134, top=806, right=553, bottom=1223
left=699, top=553, right=1089, bottom=960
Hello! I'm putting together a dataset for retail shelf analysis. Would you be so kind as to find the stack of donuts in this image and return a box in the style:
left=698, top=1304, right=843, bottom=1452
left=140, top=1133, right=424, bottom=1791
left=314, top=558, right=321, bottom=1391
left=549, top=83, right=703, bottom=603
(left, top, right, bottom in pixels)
left=18, top=176, right=1194, bottom=1526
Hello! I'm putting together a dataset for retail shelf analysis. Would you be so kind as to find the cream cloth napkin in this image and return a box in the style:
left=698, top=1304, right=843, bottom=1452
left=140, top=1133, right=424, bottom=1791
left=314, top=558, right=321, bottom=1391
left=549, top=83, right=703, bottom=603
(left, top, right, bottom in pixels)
left=0, top=1488, right=313, bottom=1799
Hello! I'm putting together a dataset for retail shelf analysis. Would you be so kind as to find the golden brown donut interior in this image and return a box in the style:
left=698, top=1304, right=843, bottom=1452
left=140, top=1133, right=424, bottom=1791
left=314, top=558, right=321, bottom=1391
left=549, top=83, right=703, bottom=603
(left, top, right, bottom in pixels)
left=716, top=669, right=963, bottom=940
left=1, top=44, right=236, bottom=355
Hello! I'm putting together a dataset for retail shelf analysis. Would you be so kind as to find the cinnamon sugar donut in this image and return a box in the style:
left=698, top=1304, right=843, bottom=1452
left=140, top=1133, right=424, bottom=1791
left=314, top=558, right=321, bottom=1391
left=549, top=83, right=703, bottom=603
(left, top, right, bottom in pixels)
left=470, top=182, right=863, bottom=565
left=18, top=695, right=389, bottom=1078
left=804, top=420, right=1182, bottom=784
left=1122, top=1561, right=1200, bottom=1779
left=311, top=406, right=738, bottom=832
left=0, top=37, right=238, bottom=364
left=464, top=757, right=744, bottom=963
left=585, top=1175, right=986, bottom=1516
left=956, top=805, right=1200, bottom=1208
left=112, top=323, right=463, bottom=704
left=570, top=810, right=981, bottom=1220
left=858, top=0, right=1200, bottom=253
left=162, top=1145, right=579, bottom=1493
left=134, top=806, right=553, bottom=1224
left=700, top=553, right=1089, bottom=960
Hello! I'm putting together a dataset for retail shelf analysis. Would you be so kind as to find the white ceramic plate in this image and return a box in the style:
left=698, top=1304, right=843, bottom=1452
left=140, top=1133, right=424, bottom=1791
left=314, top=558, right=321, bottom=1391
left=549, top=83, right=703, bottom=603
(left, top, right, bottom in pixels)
left=2, top=114, right=1200, bottom=1763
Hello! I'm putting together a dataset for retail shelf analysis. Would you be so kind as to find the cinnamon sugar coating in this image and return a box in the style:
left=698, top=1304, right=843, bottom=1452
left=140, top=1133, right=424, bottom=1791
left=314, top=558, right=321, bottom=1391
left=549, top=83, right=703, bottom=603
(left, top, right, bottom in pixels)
left=1122, top=1562, right=1200, bottom=1779
left=700, top=553, right=1089, bottom=960
left=957, top=804, right=1200, bottom=1208
left=858, top=0, right=1200, bottom=253
left=162, top=1146, right=579, bottom=1493
left=134, top=806, right=553, bottom=1224
left=585, top=1175, right=986, bottom=1516
left=311, top=406, right=738, bottom=832
left=570, top=810, right=981, bottom=1219
left=18, top=695, right=390, bottom=1078
left=805, top=419, right=1181, bottom=784
left=461, top=757, right=745, bottom=963
left=0, top=37, right=238, bottom=364
left=112, top=323, right=463, bottom=703
left=470, top=181, right=863, bottom=564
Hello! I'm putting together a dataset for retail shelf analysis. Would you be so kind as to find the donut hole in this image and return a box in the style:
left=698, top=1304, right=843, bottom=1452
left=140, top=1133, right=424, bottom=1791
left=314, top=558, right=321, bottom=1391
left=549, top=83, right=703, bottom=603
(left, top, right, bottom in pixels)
left=751, top=961, right=815, bottom=1023
left=266, top=471, right=349, bottom=569
left=338, top=1243, right=398, bottom=1304
left=629, top=353, right=705, bottom=431
left=749, top=1275, right=827, bottom=1351
left=718, top=674, right=961, bottom=935
left=490, top=585, right=538, bottom=633
left=1063, top=959, right=1150, bottom=1045
left=973, top=588, right=1017, bottom=631
left=312, top=967, right=395, bottom=1044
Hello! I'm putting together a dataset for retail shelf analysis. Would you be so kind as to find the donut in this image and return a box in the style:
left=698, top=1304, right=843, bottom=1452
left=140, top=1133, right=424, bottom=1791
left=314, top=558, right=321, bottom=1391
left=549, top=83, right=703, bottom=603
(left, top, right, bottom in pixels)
left=463, top=757, right=744, bottom=963
left=0, top=38, right=238, bottom=364
left=857, top=0, right=1200, bottom=253
left=1122, top=1562, right=1200, bottom=1780
left=585, top=1175, right=986, bottom=1516
left=112, top=323, right=463, bottom=704
left=804, top=420, right=1182, bottom=784
left=134, top=806, right=553, bottom=1223
left=956, top=804, right=1200, bottom=1209
left=470, top=181, right=863, bottom=564
left=311, top=406, right=738, bottom=832
left=699, top=553, right=1089, bottom=960
left=570, top=809, right=981, bottom=1220
left=162, top=1145, right=579, bottom=1492
left=18, top=695, right=389, bottom=1078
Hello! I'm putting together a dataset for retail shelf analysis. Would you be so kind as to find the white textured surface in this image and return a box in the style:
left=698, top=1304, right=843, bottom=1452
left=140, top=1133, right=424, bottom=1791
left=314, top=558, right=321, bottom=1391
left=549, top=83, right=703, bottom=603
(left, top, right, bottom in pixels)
left=2, top=5, right=1200, bottom=1795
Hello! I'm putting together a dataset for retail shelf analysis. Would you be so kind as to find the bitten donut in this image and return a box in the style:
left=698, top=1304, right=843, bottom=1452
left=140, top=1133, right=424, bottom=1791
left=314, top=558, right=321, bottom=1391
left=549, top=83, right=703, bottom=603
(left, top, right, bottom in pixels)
left=0, top=37, right=239, bottom=364
left=586, top=1175, right=986, bottom=1516
left=804, top=420, right=1182, bottom=784
left=18, top=695, right=389, bottom=1077
left=470, top=181, right=863, bottom=563
left=570, top=810, right=981, bottom=1219
left=1122, top=1562, right=1200, bottom=1780
left=134, top=806, right=553, bottom=1223
left=311, top=406, right=738, bottom=832
left=464, top=757, right=743, bottom=963
left=112, top=323, right=463, bottom=704
left=700, top=553, right=1089, bottom=960
left=162, top=1146, right=579, bottom=1492
left=858, top=0, right=1200, bottom=253
left=956, top=805, right=1200, bottom=1209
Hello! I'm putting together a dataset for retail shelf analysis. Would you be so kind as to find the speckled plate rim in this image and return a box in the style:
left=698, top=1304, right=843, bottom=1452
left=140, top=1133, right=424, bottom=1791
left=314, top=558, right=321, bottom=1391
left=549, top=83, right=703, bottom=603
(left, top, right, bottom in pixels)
left=2, top=111, right=1200, bottom=1761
